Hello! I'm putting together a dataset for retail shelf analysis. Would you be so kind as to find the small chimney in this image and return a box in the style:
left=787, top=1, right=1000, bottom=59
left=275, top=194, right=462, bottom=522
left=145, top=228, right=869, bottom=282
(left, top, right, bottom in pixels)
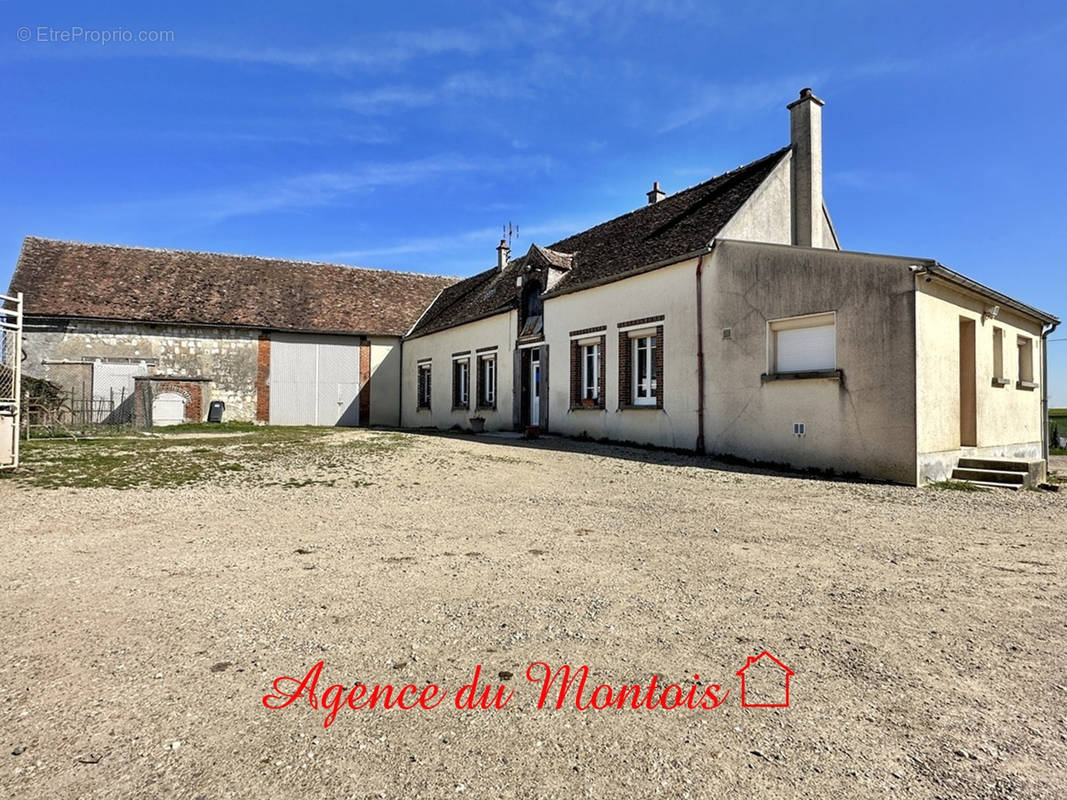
left=646, top=181, right=666, bottom=205
left=496, top=238, right=510, bottom=271
left=788, top=87, right=825, bottom=248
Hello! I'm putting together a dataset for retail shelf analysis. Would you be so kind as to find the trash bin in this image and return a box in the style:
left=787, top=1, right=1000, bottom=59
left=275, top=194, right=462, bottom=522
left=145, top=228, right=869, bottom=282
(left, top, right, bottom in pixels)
left=207, top=400, right=225, bottom=423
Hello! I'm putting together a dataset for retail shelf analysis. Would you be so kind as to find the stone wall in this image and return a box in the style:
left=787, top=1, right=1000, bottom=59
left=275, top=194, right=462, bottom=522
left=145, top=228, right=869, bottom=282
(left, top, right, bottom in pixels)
left=22, top=318, right=261, bottom=421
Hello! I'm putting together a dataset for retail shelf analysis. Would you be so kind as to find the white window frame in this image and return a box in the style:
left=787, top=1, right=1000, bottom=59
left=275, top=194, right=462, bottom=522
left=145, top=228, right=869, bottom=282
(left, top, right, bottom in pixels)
left=581, top=341, right=600, bottom=401
left=993, top=326, right=1005, bottom=381
left=416, top=362, right=432, bottom=409
left=767, top=312, right=836, bottom=375
left=1017, top=336, right=1034, bottom=385
left=478, top=354, right=496, bottom=407
left=631, top=329, right=657, bottom=406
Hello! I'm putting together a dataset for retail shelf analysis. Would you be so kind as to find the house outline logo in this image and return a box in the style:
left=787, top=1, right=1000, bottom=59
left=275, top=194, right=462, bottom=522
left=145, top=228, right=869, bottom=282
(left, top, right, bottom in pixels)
left=735, top=651, right=794, bottom=708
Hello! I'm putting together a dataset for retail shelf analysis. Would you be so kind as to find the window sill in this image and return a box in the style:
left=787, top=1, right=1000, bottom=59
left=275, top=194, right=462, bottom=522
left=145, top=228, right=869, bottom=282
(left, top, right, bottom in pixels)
left=991, top=377, right=1010, bottom=387
left=416, top=407, right=431, bottom=412
left=570, top=404, right=606, bottom=411
left=452, top=405, right=470, bottom=411
left=761, top=369, right=843, bottom=383
left=476, top=404, right=496, bottom=412
left=1016, top=380, right=1038, bottom=391
left=619, top=404, right=662, bottom=411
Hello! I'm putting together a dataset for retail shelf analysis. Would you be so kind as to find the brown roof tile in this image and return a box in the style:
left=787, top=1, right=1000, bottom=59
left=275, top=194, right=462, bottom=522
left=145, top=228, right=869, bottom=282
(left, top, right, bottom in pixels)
left=408, top=146, right=789, bottom=338
left=9, top=237, right=457, bottom=336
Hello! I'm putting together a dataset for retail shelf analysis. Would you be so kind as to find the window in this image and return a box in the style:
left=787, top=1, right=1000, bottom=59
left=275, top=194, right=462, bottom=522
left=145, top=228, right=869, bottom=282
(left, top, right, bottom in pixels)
left=1017, top=336, right=1035, bottom=389
left=617, top=319, right=664, bottom=409
left=570, top=332, right=606, bottom=409
left=769, top=313, right=836, bottom=374
left=416, top=362, right=432, bottom=409
left=477, top=354, right=496, bottom=408
left=633, top=334, right=657, bottom=405
left=582, top=343, right=601, bottom=401
left=992, top=327, right=1007, bottom=386
left=452, top=358, right=470, bottom=409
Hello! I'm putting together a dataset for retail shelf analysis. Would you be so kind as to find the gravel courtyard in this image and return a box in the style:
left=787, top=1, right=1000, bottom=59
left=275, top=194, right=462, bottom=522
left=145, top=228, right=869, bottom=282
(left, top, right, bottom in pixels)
left=1, top=429, right=1064, bottom=799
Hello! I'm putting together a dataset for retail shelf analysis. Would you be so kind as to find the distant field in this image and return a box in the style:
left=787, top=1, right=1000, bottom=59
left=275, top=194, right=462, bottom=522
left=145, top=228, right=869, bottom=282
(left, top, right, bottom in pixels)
left=1051, top=408, right=1067, bottom=454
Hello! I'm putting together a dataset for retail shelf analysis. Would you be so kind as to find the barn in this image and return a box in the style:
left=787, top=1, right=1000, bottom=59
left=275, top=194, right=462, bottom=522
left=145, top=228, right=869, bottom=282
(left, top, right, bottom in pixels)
left=9, top=237, right=455, bottom=427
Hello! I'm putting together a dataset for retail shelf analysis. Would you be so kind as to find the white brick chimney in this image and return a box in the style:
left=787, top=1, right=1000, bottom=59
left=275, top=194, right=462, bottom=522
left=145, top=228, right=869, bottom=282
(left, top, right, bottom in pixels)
left=646, top=181, right=666, bottom=205
left=787, top=88, right=825, bottom=248
left=496, top=238, right=510, bottom=271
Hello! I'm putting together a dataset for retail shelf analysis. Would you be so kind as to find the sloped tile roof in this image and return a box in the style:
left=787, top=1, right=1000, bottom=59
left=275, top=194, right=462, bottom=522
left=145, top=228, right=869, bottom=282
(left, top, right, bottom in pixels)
left=9, top=237, right=457, bottom=336
left=408, top=146, right=789, bottom=338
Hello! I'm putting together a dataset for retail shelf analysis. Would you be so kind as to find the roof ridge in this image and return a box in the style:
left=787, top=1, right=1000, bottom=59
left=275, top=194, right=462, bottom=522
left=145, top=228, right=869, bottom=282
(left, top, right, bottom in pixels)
left=547, top=145, right=790, bottom=250
left=20, top=235, right=459, bottom=282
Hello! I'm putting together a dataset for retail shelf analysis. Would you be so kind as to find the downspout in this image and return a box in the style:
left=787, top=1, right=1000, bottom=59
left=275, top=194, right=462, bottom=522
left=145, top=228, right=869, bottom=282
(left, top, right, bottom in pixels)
left=397, top=336, right=404, bottom=429
left=694, top=247, right=711, bottom=454
left=1041, top=319, right=1058, bottom=462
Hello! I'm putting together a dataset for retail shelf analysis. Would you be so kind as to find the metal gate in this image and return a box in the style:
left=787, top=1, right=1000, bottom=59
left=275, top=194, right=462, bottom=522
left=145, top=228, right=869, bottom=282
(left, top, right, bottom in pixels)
left=268, top=333, right=362, bottom=426
left=1, top=292, right=23, bottom=469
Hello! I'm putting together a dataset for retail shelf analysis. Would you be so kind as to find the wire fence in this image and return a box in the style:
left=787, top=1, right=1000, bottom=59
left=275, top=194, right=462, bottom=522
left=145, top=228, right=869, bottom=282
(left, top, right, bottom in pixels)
left=22, top=374, right=144, bottom=438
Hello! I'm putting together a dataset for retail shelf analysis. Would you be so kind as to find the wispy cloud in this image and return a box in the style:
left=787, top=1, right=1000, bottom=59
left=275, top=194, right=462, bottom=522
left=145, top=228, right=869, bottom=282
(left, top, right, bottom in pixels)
left=315, top=216, right=599, bottom=270
left=337, top=71, right=522, bottom=114
left=96, top=154, right=553, bottom=225
left=167, top=27, right=494, bottom=72
left=657, top=74, right=826, bottom=134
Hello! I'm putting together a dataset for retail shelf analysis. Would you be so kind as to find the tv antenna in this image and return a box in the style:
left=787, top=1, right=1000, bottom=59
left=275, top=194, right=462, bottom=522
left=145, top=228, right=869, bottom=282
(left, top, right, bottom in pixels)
left=502, top=221, right=519, bottom=249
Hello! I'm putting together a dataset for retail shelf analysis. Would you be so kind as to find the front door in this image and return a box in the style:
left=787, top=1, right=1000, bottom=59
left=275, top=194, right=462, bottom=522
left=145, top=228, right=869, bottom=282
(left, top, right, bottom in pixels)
left=959, top=318, right=977, bottom=447
left=529, top=351, right=541, bottom=425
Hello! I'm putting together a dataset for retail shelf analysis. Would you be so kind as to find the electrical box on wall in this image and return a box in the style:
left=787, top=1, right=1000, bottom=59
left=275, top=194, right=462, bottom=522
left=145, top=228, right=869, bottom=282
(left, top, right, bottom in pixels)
left=793, top=422, right=805, bottom=437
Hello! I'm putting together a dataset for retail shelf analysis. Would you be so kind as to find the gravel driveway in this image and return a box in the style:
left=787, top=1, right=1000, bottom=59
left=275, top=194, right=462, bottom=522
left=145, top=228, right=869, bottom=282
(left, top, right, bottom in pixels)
left=1, top=430, right=1064, bottom=799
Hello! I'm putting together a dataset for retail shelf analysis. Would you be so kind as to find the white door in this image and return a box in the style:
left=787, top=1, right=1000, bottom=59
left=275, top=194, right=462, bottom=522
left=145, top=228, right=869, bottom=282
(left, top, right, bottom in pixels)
left=269, top=333, right=362, bottom=426
left=152, top=391, right=186, bottom=426
left=529, top=352, right=540, bottom=425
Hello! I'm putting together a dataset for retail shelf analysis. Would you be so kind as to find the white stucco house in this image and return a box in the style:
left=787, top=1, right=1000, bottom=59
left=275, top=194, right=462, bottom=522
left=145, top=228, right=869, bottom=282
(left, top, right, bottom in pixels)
left=8, top=89, right=1058, bottom=486
left=401, top=89, right=1058, bottom=486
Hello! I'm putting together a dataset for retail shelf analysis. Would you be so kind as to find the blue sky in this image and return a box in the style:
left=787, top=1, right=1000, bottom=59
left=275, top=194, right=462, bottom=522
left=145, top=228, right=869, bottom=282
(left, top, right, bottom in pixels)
left=2, top=1, right=1066, bottom=404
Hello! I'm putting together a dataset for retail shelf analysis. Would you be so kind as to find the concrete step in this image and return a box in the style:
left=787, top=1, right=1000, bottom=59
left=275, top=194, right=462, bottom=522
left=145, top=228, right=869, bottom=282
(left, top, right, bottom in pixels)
left=952, top=467, right=1026, bottom=485
left=956, top=457, right=1030, bottom=473
left=962, top=480, right=1023, bottom=491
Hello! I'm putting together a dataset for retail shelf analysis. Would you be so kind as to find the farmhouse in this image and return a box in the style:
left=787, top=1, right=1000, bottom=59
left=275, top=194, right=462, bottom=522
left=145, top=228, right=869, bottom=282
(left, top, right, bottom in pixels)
left=7, top=89, right=1058, bottom=485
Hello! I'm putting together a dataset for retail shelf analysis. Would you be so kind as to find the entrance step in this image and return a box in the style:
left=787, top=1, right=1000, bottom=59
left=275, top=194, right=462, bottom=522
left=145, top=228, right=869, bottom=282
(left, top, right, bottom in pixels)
left=951, top=468, right=1026, bottom=485
left=956, top=457, right=1029, bottom=473
left=950, top=457, right=1045, bottom=489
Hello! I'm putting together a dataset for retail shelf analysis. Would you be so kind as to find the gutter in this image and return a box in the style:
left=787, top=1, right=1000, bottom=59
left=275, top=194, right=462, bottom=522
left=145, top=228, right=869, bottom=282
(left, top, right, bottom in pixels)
left=542, top=244, right=716, bottom=301
left=694, top=247, right=713, bottom=454
left=1041, top=319, right=1059, bottom=462
left=20, top=313, right=403, bottom=339
left=924, top=263, right=1059, bottom=325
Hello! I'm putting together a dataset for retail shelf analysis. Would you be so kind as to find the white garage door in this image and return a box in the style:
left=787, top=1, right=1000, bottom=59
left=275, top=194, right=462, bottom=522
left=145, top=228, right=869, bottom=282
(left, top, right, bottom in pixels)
left=269, top=333, right=362, bottom=426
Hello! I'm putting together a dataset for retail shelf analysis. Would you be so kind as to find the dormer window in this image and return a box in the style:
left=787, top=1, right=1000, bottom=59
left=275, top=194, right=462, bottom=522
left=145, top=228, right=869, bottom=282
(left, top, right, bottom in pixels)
left=519, top=279, right=544, bottom=339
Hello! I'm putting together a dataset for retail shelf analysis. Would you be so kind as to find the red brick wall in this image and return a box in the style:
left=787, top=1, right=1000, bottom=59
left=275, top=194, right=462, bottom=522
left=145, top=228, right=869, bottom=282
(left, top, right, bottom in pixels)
left=256, top=332, right=270, bottom=422
left=132, top=378, right=209, bottom=427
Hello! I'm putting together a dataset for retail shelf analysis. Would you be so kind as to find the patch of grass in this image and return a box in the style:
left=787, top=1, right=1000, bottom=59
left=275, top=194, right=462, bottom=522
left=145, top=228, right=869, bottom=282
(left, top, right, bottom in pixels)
left=161, top=421, right=261, bottom=434
left=927, top=479, right=989, bottom=492
left=7, top=426, right=400, bottom=490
